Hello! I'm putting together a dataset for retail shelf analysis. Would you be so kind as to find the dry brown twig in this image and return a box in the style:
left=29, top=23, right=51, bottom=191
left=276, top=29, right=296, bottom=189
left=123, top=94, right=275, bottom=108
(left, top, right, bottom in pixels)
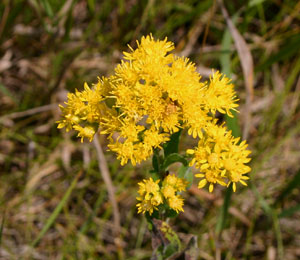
left=93, top=133, right=121, bottom=236
left=217, top=0, right=254, bottom=139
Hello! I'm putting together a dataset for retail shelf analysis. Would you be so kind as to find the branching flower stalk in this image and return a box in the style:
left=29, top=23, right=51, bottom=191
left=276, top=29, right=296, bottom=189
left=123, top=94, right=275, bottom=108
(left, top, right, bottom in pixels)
left=57, top=34, right=251, bottom=257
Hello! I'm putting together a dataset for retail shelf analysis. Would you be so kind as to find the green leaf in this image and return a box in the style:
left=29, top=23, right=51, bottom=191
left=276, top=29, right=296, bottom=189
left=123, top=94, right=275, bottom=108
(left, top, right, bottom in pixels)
left=279, top=204, right=300, bottom=218
left=256, top=34, right=300, bottom=71
left=40, top=0, right=54, bottom=18
left=248, top=0, right=267, bottom=7
left=225, top=112, right=241, bottom=138
left=87, top=0, right=95, bottom=12
left=178, top=165, right=193, bottom=189
left=164, top=242, right=179, bottom=258
left=152, top=153, right=160, bottom=173
left=31, top=171, right=82, bottom=247
left=145, top=213, right=154, bottom=231
left=0, top=83, right=17, bottom=103
left=275, top=168, right=300, bottom=205
left=162, top=153, right=188, bottom=170
left=163, top=130, right=182, bottom=157
left=216, top=183, right=232, bottom=234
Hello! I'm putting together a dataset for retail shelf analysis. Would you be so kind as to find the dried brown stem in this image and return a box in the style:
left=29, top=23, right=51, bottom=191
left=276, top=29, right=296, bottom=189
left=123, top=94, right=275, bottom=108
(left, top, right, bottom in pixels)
left=218, top=0, right=254, bottom=139
left=93, top=134, right=121, bottom=236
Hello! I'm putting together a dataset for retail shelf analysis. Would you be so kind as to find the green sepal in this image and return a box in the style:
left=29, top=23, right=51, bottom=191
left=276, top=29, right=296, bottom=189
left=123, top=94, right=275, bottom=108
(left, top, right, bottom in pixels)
left=162, top=153, right=188, bottom=170
left=178, top=165, right=193, bottom=189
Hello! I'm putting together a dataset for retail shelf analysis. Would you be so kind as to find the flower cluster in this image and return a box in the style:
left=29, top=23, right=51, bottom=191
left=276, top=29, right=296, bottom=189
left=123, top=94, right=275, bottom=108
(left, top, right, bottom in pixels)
left=187, top=123, right=251, bottom=192
left=57, top=34, right=251, bottom=197
left=136, top=175, right=187, bottom=215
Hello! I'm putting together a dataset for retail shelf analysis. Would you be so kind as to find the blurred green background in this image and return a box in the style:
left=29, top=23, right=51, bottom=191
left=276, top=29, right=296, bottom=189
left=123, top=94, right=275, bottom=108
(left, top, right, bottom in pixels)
left=0, top=0, right=300, bottom=259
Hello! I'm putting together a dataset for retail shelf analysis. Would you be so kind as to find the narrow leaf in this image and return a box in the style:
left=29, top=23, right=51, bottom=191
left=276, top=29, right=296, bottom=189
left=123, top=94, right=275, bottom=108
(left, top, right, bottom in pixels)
left=216, top=183, right=232, bottom=234
left=275, top=168, right=300, bottom=204
left=31, top=171, right=82, bottom=247
left=40, top=0, right=54, bottom=18
left=248, top=0, right=267, bottom=7
left=257, top=34, right=300, bottom=71
left=279, top=204, right=300, bottom=218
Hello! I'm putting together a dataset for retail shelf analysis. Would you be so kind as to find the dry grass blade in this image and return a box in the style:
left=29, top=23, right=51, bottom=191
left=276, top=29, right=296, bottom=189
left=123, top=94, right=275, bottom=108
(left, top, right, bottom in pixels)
left=218, top=0, right=254, bottom=139
left=0, top=104, right=58, bottom=120
left=26, top=164, right=59, bottom=191
left=93, top=134, right=121, bottom=236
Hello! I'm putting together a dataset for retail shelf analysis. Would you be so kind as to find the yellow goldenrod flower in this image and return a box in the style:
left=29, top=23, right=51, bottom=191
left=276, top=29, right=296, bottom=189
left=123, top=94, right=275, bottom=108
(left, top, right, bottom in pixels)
left=136, top=175, right=187, bottom=215
left=168, top=195, right=185, bottom=213
left=57, top=79, right=110, bottom=138
left=58, top=34, right=251, bottom=194
left=188, top=126, right=251, bottom=192
left=136, top=178, right=163, bottom=215
left=73, top=125, right=96, bottom=143
left=222, top=139, right=251, bottom=192
left=161, top=174, right=187, bottom=213
left=203, top=71, right=239, bottom=117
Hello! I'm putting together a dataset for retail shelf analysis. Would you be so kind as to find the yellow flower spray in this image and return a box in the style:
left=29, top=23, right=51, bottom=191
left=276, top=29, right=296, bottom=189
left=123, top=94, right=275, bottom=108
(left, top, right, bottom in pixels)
left=57, top=34, right=251, bottom=257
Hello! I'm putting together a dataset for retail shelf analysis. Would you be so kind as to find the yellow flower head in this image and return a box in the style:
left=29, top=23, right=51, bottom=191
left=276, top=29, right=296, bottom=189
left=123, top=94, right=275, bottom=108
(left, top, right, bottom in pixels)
left=161, top=174, right=187, bottom=213
left=203, top=71, right=239, bottom=117
left=136, top=178, right=162, bottom=215
left=167, top=195, right=185, bottom=213
left=136, top=175, right=187, bottom=215
left=189, top=126, right=251, bottom=192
